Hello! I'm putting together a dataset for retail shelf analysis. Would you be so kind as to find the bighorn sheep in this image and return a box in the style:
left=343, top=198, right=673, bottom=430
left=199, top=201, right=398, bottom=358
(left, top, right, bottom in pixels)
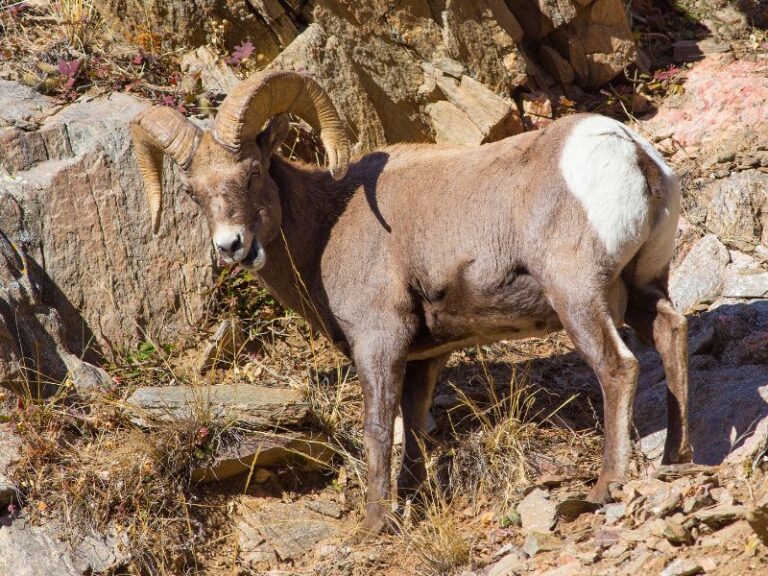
left=131, top=71, right=692, bottom=538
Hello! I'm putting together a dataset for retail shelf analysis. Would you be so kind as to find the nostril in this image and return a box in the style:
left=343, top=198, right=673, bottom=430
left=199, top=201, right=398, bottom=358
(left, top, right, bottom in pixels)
left=216, top=233, right=244, bottom=256
left=228, top=235, right=243, bottom=253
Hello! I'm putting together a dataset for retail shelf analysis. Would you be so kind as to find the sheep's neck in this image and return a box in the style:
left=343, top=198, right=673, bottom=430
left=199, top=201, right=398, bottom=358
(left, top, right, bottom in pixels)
left=256, top=156, right=351, bottom=341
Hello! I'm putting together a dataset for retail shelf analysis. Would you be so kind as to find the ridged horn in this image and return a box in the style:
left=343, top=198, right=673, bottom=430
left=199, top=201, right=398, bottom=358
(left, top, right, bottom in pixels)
left=213, top=70, right=350, bottom=180
left=130, top=107, right=202, bottom=234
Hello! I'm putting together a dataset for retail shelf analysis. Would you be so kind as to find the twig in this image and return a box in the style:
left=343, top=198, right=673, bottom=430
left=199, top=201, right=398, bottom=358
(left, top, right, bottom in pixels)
left=0, top=0, right=30, bottom=11
left=141, top=81, right=180, bottom=94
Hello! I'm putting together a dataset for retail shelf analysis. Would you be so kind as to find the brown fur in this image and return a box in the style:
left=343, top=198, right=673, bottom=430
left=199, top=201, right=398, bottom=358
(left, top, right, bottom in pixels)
left=171, top=113, right=691, bottom=538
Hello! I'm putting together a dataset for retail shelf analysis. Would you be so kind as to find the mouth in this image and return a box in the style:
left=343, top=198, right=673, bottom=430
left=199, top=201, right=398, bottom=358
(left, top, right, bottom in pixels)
left=240, top=241, right=266, bottom=271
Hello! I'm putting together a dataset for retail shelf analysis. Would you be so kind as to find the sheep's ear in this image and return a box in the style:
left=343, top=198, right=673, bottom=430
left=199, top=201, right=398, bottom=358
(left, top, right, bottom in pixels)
left=257, top=114, right=290, bottom=159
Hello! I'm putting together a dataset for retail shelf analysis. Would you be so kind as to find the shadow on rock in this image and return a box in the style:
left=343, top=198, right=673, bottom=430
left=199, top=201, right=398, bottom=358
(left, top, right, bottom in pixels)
left=0, top=232, right=111, bottom=399
left=633, top=300, right=768, bottom=466
left=427, top=300, right=768, bottom=470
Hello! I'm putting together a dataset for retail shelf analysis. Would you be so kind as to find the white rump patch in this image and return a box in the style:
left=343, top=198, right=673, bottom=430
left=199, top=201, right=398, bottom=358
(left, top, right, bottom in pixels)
left=559, top=115, right=663, bottom=263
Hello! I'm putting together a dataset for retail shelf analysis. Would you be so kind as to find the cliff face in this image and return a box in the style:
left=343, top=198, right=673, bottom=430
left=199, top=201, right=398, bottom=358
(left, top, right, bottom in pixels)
left=95, top=0, right=637, bottom=150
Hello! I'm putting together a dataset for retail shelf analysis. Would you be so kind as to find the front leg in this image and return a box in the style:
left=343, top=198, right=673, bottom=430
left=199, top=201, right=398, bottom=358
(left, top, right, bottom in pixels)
left=352, top=337, right=408, bottom=539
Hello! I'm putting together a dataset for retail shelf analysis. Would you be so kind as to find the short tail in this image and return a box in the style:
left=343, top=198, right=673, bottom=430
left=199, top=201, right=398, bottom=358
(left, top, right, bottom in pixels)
left=624, top=130, right=681, bottom=287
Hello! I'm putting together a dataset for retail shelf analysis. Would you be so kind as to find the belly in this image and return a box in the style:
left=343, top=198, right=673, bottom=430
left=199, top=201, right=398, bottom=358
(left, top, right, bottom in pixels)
left=406, top=311, right=562, bottom=361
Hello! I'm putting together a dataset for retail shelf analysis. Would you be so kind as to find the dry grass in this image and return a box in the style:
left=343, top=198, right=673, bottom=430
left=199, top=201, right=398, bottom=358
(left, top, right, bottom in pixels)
left=392, top=439, right=472, bottom=576
left=445, top=359, right=553, bottom=508
left=391, top=350, right=586, bottom=575
left=44, top=0, right=98, bottom=47
left=5, top=267, right=600, bottom=575
left=397, top=484, right=471, bottom=575
left=9, top=379, right=234, bottom=573
left=6, top=309, right=265, bottom=574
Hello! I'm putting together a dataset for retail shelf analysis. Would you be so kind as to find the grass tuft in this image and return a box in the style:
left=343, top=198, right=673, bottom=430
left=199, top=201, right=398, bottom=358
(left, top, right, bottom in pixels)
left=446, top=362, right=539, bottom=507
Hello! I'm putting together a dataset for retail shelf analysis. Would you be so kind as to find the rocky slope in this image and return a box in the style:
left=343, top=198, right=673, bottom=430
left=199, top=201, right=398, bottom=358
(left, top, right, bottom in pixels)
left=1, top=1, right=767, bottom=575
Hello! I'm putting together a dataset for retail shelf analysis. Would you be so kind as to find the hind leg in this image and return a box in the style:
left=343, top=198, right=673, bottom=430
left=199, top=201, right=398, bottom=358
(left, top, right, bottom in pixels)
left=547, top=284, right=640, bottom=502
left=398, top=354, right=449, bottom=500
left=625, top=284, right=692, bottom=464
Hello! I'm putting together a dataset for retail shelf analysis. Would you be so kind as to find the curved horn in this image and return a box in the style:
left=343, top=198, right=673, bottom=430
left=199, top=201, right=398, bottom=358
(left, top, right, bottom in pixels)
left=130, top=107, right=201, bottom=234
left=213, top=70, right=350, bottom=180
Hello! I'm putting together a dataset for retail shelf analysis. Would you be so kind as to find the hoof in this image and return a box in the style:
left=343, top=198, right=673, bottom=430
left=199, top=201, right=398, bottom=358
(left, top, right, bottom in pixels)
left=661, top=447, right=694, bottom=466
left=346, top=514, right=392, bottom=545
left=587, top=480, right=618, bottom=504
left=654, top=462, right=715, bottom=481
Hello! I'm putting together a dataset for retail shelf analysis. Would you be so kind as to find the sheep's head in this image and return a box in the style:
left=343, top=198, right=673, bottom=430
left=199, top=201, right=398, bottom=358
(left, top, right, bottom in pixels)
left=130, top=71, right=349, bottom=270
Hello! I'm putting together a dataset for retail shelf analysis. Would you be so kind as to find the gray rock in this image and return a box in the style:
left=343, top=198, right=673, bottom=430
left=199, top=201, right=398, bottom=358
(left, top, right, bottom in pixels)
left=662, top=520, right=693, bottom=545
left=518, top=488, right=557, bottom=533
left=522, top=531, right=560, bottom=556
left=180, top=46, right=239, bottom=94
left=722, top=269, right=768, bottom=298
left=236, top=499, right=340, bottom=562
left=540, top=561, right=584, bottom=576
left=487, top=551, right=526, bottom=576
left=705, top=170, right=768, bottom=246
left=660, top=558, right=703, bottom=576
left=634, top=362, right=768, bottom=465
left=0, top=81, right=212, bottom=357
left=593, top=528, right=620, bottom=548
left=0, top=425, right=21, bottom=506
left=433, top=57, right=466, bottom=79
left=0, top=81, right=54, bottom=125
left=426, top=100, right=483, bottom=146
left=191, top=431, right=332, bottom=482
left=687, top=320, right=716, bottom=356
left=434, top=75, right=523, bottom=144
left=692, top=505, right=745, bottom=529
left=126, top=384, right=309, bottom=430
left=603, top=503, right=626, bottom=525
left=669, top=235, right=730, bottom=312
left=0, top=234, right=113, bottom=398
left=0, top=515, right=128, bottom=576
left=305, top=500, right=343, bottom=519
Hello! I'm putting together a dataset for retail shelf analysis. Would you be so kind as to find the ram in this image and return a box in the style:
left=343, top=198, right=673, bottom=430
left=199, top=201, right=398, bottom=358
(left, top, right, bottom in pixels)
left=131, top=70, right=692, bottom=538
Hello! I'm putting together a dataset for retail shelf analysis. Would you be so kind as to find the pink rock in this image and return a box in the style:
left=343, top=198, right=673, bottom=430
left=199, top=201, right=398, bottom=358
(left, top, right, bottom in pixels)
left=642, top=55, right=768, bottom=149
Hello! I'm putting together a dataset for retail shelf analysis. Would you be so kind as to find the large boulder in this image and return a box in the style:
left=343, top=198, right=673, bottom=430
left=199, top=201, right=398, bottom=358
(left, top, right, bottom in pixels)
left=95, top=0, right=300, bottom=53
left=642, top=54, right=768, bottom=160
left=0, top=425, right=21, bottom=506
left=266, top=0, right=636, bottom=150
left=0, top=81, right=212, bottom=360
left=705, top=171, right=768, bottom=247
left=634, top=301, right=768, bottom=466
left=669, top=234, right=730, bottom=312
